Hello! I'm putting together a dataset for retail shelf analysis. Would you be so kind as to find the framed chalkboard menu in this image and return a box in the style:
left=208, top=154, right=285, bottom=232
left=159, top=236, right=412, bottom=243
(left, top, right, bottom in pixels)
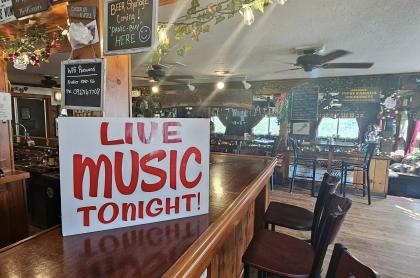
left=61, top=59, right=105, bottom=111
left=104, top=0, right=157, bottom=55
left=291, top=86, right=319, bottom=120
left=11, top=0, right=50, bottom=18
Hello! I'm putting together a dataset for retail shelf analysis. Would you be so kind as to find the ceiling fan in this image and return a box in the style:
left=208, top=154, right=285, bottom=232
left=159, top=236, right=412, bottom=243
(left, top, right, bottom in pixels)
left=278, top=49, right=374, bottom=73
left=132, top=64, right=194, bottom=84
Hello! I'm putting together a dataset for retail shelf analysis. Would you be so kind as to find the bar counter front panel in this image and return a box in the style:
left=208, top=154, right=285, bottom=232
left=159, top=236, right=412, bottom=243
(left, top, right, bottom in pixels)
left=0, top=154, right=276, bottom=278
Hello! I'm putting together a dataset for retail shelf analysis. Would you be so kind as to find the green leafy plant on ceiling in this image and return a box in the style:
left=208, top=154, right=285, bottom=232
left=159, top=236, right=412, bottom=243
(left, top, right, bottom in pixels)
left=152, top=0, right=288, bottom=63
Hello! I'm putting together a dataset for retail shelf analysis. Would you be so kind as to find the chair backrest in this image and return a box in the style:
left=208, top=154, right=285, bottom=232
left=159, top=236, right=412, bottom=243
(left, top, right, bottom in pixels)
left=364, top=143, right=377, bottom=167
left=310, top=173, right=341, bottom=245
left=289, top=137, right=301, bottom=159
left=310, top=194, right=352, bottom=278
left=326, top=243, right=380, bottom=278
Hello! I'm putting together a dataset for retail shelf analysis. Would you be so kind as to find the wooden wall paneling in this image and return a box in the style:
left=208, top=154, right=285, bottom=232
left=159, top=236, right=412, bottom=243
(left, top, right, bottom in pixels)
left=254, top=180, right=270, bottom=234
left=0, top=60, right=13, bottom=172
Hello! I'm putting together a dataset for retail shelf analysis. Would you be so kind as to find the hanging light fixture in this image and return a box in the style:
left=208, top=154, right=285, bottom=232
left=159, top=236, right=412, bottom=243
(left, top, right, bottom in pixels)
left=187, top=81, right=195, bottom=92
left=239, top=6, right=254, bottom=26
left=242, top=77, right=252, bottom=90
left=151, top=86, right=159, bottom=94
left=216, top=81, right=225, bottom=90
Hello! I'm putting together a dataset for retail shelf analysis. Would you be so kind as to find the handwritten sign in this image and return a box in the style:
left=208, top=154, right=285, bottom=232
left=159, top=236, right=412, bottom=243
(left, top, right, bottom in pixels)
left=104, top=0, right=157, bottom=55
left=0, top=92, right=12, bottom=121
left=58, top=117, right=210, bottom=236
left=67, top=5, right=96, bottom=19
left=291, top=86, right=319, bottom=120
left=11, top=0, right=50, bottom=18
left=61, top=59, right=105, bottom=111
left=0, top=0, right=15, bottom=24
left=341, top=88, right=380, bottom=103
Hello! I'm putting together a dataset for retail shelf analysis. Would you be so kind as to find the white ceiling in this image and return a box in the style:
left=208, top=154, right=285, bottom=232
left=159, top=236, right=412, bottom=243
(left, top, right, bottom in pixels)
left=8, top=0, right=420, bottom=85
left=132, top=0, right=420, bottom=83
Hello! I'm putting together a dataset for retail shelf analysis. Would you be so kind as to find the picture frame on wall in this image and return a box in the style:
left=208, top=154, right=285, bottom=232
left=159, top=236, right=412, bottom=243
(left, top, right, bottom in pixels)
left=292, top=122, right=311, bottom=135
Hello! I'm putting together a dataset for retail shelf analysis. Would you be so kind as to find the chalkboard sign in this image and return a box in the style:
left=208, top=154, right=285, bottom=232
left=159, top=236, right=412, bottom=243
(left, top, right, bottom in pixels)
left=291, top=86, right=319, bottom=120
left=0, top=0, right=15, bottom=24
left=104, top=0, right=157, bottom=55
left=67, top=5, right=96, bottom=20
left=341, top=88, right=380, bottom=103
left=61, top=59, right=105, bottom=111
left=11, top=0, right=50, bottom=18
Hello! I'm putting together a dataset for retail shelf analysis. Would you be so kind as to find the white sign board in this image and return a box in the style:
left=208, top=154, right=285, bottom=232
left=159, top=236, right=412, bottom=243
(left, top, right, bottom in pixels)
left=292, top=122, right=310, bottom=135
left=58, top=117, right=210, bottom=236
left=0, top=92, right=12, bottom=121
left=0, top=0, right=16, bottom=24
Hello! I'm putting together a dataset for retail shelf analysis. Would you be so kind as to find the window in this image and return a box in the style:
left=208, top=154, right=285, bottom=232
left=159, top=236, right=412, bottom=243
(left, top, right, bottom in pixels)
left=317, top=118, right=359, bottom=139
left=252, top=116, right=279, bottom=136
left=211, top=116, right=226, bottom=134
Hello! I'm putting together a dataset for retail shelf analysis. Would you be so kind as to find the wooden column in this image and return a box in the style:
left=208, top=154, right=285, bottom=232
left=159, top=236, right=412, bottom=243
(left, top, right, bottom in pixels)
left=0, top=60, right=13, bottom=172
left=69, top=0, right=132, bottom=117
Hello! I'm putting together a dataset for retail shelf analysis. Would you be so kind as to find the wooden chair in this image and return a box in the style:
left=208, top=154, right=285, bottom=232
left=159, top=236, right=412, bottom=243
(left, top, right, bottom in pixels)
left=326, top=243, right=380, bottom=278
left=289, top=138, right=318, bottom=196
left=341, top=143, right=377, bottom=205
left=243, top=194, right=352, bottom=278
left=264, top=173, right=340, bottom=246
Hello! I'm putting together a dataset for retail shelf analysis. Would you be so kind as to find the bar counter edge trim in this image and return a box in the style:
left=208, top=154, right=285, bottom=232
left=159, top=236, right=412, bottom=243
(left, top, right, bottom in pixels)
left=162, top=155, right=277, bottom=278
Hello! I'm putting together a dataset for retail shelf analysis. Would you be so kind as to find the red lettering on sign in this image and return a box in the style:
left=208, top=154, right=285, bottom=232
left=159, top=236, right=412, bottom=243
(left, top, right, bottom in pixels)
left=100, top=122, right=124, bottom=145
left=73, top=154, right=113, bottom=200
left=77, top=206, right=97, bottom=226
left=146, top=198, right=163, bottom=217
left=140, top=150, right=167, bottom=192
left=98, top=202, right=119, bottom=224
left=163, top=122, right=182, bottom=143
left=180, top=147, right=202, bottom=189
left=115, top=151, right=139, bottom=195
left=137, top=122, right=158, bottom=144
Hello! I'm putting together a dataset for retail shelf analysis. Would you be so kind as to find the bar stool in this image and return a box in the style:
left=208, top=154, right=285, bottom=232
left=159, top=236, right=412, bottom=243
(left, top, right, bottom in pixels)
left=326, top=243, right=380, bottom=278
left=243, top=194, right=352, bottom=278
left=341, top=143, right=377, bottom=205
left=289, top=138, right=317, bottom=196
left=264, top=173, right=340, bottom=245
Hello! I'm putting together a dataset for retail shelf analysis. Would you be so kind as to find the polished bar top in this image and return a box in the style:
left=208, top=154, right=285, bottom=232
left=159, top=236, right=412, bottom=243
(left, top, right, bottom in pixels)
left=0, top=154, right=275, bottom=278
left=0, top=170, right=29, bottom=186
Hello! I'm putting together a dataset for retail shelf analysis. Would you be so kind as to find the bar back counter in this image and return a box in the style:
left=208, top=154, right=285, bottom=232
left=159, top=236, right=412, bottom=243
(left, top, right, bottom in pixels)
left=0, top=154, right=276, bottom=278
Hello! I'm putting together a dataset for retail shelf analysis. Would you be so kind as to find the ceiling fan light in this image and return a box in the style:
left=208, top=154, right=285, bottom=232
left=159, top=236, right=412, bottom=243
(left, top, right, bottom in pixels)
left=242, top=80, right=252, bottom=90
left=216, top=81, right=225, bottom=90
left=239, top=6, right=254, bottom=26
left=151, top=86, right=159, bottom=94
left=187, top=83, right=195, bottom=91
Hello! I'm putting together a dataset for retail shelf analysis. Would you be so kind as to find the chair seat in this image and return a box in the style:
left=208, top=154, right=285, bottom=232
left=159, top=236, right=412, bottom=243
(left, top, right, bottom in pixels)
left=264, top=202, right=313, bottom=230
left=243, top=230, right=315, bottom=277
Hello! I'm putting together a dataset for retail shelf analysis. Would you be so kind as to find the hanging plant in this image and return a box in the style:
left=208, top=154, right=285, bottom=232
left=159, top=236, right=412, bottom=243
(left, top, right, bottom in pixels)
left=0, top=27, right=68, bottom=69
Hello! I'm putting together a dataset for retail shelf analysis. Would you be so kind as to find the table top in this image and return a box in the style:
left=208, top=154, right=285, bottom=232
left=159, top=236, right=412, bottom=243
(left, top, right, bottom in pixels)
left=0, top=154, right=275, bottom=278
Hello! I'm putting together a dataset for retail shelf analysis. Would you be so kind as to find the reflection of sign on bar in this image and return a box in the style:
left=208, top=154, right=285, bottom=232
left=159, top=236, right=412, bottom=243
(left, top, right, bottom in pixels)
left=58, top=118, right=210, bottom=236
left=341, top=88, right=380, bottom=103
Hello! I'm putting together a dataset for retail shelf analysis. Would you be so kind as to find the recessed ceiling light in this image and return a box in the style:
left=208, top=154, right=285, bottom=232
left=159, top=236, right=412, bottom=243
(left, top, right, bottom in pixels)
left=187, top=81, right=195, bottom=91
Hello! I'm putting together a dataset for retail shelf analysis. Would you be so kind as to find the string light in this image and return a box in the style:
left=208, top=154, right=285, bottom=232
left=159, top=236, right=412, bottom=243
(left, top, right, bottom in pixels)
left=239, top=6, right=254, bottom=26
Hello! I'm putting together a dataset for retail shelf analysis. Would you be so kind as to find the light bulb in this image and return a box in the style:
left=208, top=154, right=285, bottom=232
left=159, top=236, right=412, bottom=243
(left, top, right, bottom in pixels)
left=151, top=86, right=159, bottom=94
left=216, top=81, right=225, bottom=90
left=54, top=91, right=62, bottom=102
left=242, top=80, right=251, bottom=90
left=187, top=83, right=195, bottom=92
left=158, top=28, right=168, bottom=44
left=239, top=6, right=254, bottom=26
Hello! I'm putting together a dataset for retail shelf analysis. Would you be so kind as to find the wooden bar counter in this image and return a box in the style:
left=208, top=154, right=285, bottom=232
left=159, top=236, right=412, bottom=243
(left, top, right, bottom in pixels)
left=0, top=154, right=276, bottom=278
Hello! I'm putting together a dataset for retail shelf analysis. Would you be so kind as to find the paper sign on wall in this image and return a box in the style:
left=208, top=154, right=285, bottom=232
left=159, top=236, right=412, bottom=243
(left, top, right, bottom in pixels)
left=58, top=118, right=210, bottom=236
left=0, top=92, right=12, bottom=121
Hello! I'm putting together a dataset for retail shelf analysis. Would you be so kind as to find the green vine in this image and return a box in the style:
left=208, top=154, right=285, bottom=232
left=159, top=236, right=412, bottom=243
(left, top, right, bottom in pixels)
left=153, top=0, right=288, bottom=63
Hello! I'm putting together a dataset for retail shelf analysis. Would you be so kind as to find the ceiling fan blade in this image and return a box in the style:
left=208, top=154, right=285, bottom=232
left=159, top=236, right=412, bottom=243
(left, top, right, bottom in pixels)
left=319, top=50, right=351, bottom=64
left=322, top=63, right=374, bottom=69
left=274, top=68, right=302, bottom=73
left=165, top=75, right=195, bottom=81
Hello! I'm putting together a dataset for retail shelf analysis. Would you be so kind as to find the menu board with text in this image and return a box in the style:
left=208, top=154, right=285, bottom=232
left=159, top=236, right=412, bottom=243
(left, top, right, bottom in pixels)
left=61, top=59, right=105, bottom=111
left=291, top=86, right=319, bottom=120
left=104, top=0, right=157, bottom=55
